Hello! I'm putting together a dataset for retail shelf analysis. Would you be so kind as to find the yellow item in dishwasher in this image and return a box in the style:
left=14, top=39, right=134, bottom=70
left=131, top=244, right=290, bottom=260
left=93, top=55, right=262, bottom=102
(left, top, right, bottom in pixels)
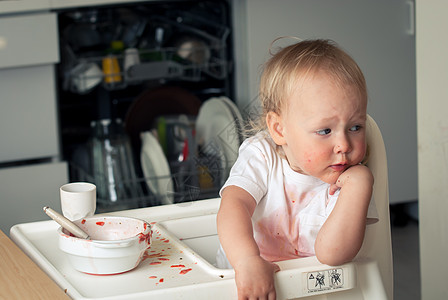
left=102, top=55, right=122, bottom=83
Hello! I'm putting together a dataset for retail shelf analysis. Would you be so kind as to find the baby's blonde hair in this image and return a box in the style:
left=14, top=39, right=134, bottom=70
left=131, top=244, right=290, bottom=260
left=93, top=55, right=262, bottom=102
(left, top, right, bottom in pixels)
left=252, top=38, right=367, bottom=132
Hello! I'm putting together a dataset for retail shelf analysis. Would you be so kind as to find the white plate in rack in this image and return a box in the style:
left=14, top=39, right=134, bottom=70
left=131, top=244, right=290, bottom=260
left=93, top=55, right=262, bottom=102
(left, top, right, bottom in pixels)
left=219, top=96, right=245, bottom=145
left=195, top=97, right=243, bottom=183
left=140, top=131, right=174, bottom=204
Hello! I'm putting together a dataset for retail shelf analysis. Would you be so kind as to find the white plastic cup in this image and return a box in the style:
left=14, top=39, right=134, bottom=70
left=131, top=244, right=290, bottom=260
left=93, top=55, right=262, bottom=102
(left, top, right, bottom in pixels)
left=60, top=182, right=97, bottom=221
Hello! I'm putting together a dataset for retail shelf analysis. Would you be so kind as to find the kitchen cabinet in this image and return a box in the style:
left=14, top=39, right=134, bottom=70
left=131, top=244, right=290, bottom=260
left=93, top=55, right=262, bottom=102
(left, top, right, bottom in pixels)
left=0, top=13, right=59, bottom=162
left=0, top=65, right=60, bottom=162
left=0, top=12, right=59, bottom=162
left=232, top=0, right=417, bottom=204
left=0, top=11, right=67, bottom=235
left=0, top=162, right=68, bottom=235
left=0, top=13, right=58, bottom=69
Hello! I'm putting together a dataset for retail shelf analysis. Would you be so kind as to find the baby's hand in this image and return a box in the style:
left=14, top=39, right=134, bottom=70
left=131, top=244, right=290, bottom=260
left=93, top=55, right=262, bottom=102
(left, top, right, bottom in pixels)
left=329, top=164, right=373, bottom=195
left=234, top=255, right=280, bottom=300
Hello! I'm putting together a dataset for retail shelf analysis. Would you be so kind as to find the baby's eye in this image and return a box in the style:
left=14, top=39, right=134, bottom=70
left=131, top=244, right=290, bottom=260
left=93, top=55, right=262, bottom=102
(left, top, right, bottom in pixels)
left=350, top=125, right=362, bottom=132
left=316, top=128, right=331, bottom=135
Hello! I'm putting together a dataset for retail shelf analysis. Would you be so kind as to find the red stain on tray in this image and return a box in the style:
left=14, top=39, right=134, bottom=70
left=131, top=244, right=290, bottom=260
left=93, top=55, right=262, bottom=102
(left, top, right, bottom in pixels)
left=149, top=276, right=157, bottom=279
left=150, top=262, right=162, bottom=265
left=170, top=264, right=186, bottom=268
left=81, top=219, right=86, bottom=224
left=179, top=268, right=192, bottom=275
left=148, top=253, right=162, bottom=258
left=96, top=221, right=105, bottom=226
left=158, top=258, right=169, bottom=261
left=144, top=251, right=168, bottom=259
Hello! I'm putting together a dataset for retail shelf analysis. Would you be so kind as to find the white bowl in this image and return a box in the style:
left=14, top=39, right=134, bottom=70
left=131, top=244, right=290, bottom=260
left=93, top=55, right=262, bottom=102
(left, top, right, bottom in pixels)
left=58, top=216, right=151, bottom=275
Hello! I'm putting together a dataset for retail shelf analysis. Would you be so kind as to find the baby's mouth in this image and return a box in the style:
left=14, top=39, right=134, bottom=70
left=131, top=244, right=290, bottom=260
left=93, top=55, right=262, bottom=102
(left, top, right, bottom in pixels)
left=330, top=163, right=348, bottom=172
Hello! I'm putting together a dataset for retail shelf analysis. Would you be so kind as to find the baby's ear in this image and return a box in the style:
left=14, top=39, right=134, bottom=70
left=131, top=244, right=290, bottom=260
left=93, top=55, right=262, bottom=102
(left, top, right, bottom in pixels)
left=266, top=111, right=286, bottom=145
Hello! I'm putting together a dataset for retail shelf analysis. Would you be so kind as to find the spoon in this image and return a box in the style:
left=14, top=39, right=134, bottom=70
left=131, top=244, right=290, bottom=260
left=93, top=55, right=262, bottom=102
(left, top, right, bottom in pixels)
left=43, top=206, right=90, bottom=239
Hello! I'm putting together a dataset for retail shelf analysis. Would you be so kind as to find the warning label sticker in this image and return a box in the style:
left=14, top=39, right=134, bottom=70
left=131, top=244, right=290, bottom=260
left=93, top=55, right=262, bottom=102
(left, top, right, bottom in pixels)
left=307, top=268, right=344, bottom=293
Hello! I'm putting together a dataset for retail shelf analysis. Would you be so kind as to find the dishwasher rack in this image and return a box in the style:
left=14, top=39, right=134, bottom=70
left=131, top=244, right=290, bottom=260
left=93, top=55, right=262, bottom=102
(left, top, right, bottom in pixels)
left=70, top=158, right=225, bottom=213
left=61, top=11, right=231, bottom=94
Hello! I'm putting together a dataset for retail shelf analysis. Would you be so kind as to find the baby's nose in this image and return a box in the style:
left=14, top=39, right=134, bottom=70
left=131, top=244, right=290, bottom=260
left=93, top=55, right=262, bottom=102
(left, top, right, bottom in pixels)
left=334, top=135, right=351, bottom=153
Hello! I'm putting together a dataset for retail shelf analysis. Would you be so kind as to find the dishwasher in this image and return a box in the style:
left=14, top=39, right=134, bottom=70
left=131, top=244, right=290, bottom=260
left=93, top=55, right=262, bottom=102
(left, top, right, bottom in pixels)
left=55, top=0, right=234, bottom=213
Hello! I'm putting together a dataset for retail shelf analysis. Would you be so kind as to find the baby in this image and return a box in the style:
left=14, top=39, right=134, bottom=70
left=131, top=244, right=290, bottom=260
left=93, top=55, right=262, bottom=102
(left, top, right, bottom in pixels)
left=216, top=39, right=376, bottom=299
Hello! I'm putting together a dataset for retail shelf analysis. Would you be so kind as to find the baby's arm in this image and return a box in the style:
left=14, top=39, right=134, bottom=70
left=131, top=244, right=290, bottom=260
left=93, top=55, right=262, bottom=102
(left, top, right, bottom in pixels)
left=314, top=164, right=374, bottom=266
left=217, top=185, right=280, bottom=299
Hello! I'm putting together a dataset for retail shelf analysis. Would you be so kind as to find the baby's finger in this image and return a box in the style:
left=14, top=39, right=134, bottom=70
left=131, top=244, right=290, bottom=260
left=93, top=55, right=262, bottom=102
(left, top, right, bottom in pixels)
left=329, top=184, right=340, bottom=195
left=268, top=290, right=277, bottom=300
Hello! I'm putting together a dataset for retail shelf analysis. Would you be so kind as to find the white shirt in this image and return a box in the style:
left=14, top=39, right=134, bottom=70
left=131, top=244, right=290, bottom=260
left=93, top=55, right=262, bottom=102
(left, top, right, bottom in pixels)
left=218, top=132, right=377, bottom=264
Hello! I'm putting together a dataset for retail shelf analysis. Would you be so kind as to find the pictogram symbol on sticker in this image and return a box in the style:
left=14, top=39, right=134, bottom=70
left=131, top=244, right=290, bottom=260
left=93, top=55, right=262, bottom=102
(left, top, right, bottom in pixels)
left=307, top=268, right=344, bottom=292
left=329, top=269, right=343, bottom=286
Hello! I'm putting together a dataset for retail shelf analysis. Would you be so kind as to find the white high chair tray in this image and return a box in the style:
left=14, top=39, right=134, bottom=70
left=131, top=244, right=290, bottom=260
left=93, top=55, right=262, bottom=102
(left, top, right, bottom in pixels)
left=10, top=198, right=385, bottom=300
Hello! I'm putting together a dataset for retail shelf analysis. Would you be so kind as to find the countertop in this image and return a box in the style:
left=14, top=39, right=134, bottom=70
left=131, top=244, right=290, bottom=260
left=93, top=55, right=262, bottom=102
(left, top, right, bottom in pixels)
left=0, top=229, right=69, bottom=299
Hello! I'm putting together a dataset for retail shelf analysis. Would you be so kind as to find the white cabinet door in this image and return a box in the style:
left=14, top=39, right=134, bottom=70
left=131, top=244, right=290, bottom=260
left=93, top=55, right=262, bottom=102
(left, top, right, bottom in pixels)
left=0, top=162, right=68, bottom=235
left=232, top=0, right=417, bottom=204
left=0, top=65, right=59, bottom=162
left=0, top=12, right=60, bottom=163
left=0, top=13, right=58, bottom=69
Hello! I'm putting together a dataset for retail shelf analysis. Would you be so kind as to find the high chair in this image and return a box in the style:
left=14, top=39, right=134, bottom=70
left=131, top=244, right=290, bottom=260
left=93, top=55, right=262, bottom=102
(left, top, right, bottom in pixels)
left=9, top=115, right=392, bottom=300
left=156, top=114, right=393, bottom=299
left=357, top=114, right=393, bottom=299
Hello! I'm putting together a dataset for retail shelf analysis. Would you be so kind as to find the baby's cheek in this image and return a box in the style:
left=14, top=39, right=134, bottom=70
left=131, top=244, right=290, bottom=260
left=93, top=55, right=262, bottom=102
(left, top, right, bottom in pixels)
left=296, top=157, right=314, bottom=175
left=302, top=151, right=325, bottom=167
left=355, top=142, right=368, bottom=163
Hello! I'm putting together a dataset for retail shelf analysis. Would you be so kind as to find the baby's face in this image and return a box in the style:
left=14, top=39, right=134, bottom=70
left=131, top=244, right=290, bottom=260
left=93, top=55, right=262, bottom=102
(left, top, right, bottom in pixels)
left=279, top=72, right=367, bottom=184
